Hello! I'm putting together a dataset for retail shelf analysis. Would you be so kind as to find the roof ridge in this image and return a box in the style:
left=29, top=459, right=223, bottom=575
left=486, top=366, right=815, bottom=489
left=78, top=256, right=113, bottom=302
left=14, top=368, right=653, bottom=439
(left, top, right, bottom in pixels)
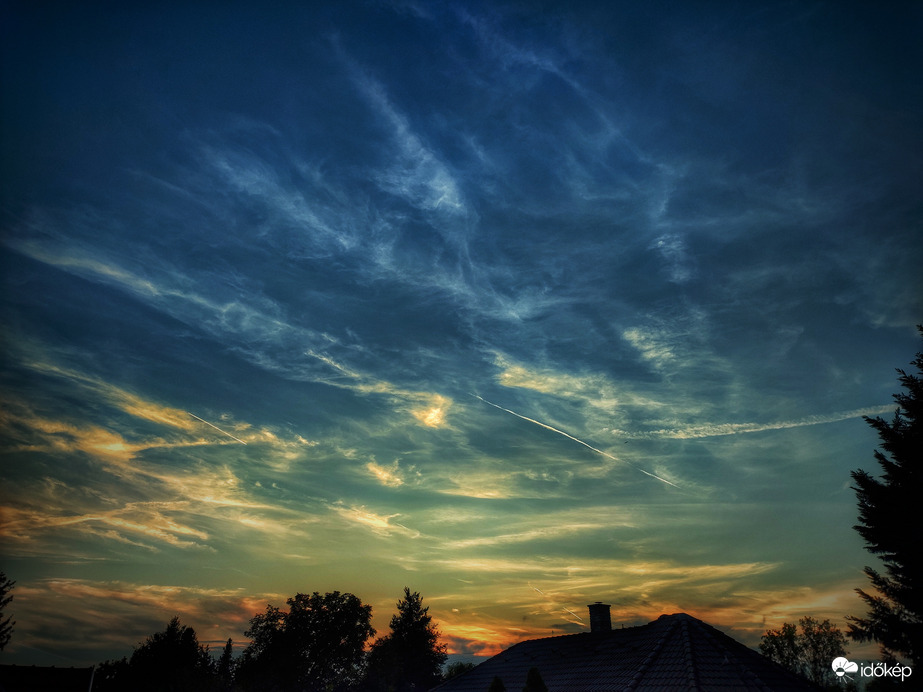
left=625, top=612, right=681, bottom=690
left=680, top=614, right=699, bottom=690
left=683, top=614, right=776, bottom=691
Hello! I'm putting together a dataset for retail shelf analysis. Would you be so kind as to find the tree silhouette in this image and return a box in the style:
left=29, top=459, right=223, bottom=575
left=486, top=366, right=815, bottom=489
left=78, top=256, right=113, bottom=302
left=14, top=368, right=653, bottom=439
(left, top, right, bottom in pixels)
left=92, top=657, right=130, bottom=692
left=363, top=587, right=447, bottom=691
left=93, top=617, right=228, bottom=691
left=521, top=667, right=548, bottom=692
left=91, top=617, right=218, bottom=691
left=759, top=617, right=848, bottom=688
left=127, top=616, right=215, bottom=691
left=848, top=326, right=923, bottom=666
left=216, top=638, right=235, bottom=690
left=759, top=622, right=800, bottom=673
left=443, top=661, right=476, bottom=680
left=487, top=676, right=506, bottom=692
left=0, top=571, right=14, bottom=652
left=237, top=590, right=374, bottom=692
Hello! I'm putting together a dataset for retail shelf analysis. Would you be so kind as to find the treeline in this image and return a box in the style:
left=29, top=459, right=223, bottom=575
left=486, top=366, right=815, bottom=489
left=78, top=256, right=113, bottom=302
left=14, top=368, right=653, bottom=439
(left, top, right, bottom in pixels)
left=94, top=587, right=474, bottom=692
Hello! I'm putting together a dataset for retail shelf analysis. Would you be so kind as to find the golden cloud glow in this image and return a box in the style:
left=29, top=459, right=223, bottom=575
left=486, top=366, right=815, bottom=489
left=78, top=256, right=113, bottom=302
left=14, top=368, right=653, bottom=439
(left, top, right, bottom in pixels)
left=21, top=358, right=198, bottom=432
left=330, top=503, right=420, bottom=538
left=409, top=394, right=451, bottom=428
left=492, top=353, right=622, bottom=410
left=366, top=461, right=404, bottom=487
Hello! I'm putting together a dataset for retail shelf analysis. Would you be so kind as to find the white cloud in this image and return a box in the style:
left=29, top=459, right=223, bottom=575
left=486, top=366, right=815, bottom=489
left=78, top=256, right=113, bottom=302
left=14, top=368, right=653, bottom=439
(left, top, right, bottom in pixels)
left=349, top=69, right=465, bottom=217
left=330, top=503, right=420, bottom=538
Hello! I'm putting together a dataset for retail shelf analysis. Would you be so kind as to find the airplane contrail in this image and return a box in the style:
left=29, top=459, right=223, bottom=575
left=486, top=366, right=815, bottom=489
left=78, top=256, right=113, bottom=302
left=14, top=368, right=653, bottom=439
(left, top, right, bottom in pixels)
left=562, top=606, right=584, bottom=622
left=472, top=394, right=680, bottom=489
left=188, top=412, right=248, bottom=444
left=530, top=583, right=585, bottom=624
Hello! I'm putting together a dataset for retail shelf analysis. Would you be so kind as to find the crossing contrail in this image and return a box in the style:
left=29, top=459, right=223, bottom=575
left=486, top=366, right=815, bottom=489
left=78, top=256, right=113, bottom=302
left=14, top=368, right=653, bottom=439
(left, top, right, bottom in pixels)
left=472, top=394, right=680, bottom=489
left=530, top=582, right=585, bottom=624
left=188, top=412, right=248, bottom=444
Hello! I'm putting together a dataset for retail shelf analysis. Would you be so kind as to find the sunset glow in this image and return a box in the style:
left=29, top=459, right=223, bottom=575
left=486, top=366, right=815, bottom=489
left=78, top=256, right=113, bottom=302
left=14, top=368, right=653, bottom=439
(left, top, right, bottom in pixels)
left=1, top=0, right=920, bottom=669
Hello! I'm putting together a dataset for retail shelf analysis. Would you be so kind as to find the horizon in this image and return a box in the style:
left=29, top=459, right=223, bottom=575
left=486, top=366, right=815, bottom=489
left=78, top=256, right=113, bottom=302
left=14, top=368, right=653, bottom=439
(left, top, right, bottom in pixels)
left=1, top=0, right=920, bottom=669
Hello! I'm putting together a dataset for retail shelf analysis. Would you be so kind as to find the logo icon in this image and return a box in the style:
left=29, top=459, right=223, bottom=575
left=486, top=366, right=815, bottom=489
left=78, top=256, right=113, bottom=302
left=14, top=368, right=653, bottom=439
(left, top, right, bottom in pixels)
left=832, top=657, right=859, bottom=678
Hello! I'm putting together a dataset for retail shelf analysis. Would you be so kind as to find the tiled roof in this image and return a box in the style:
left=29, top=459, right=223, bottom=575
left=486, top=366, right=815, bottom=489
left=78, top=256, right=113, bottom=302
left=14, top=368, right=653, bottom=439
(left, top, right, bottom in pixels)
left=435, top=613, right=820, bottom=691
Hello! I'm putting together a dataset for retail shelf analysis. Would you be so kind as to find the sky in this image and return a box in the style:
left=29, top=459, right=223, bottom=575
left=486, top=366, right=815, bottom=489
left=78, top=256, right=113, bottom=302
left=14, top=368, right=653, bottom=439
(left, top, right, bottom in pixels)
left=1, top=0, right=921, bottom=668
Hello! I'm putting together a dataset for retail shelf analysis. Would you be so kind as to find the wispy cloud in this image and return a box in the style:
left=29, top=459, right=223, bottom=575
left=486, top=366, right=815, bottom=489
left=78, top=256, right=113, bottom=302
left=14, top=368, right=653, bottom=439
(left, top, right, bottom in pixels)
left=366, top=460, right=406, bottom=488
left=201, top=145, right=358, bottom=256
left=451, top=523, right=606, bottom=549
left=329, top=503, right=420, bottom=538
left=345, top=63, right=466, bottom=218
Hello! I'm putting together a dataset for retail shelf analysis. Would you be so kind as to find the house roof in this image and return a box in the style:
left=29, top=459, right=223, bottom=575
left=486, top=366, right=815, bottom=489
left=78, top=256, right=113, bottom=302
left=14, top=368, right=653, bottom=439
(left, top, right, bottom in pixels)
left=435, top=613, right=820, bottom=691
left=0, top=664, right=95, bottom=692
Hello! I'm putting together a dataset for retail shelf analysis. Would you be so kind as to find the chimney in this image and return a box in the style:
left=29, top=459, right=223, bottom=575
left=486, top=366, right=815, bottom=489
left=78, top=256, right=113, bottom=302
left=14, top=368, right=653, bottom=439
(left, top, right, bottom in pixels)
left=587, top=601, right=611, bottom=632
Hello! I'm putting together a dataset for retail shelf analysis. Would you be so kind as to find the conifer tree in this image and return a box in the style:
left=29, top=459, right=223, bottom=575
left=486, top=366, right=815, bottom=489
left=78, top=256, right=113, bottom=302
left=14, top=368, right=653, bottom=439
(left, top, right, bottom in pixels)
left=0, top=572, right=14, bottom=652
left=848, top=326, right=923, bottom=665
left=521, top=667, right=548, bottom=692
left=364, top=588, right=447, bottom=691
left=216, top=638, right=234, bottom=689
left=488, top=676, right=506, bottom=692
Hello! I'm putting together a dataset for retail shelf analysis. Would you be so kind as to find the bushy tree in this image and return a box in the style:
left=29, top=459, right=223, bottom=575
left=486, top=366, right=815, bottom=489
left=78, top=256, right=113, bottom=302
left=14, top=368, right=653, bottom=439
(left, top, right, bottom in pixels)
left=759, top=622, right=800, bottom=672
left=443, top=661, right=476, bottom=680
left=760, top=617, right=848, bottom=689
left=363, top=588, right=447, bottom=691
left=800, top=618, right=851, bottom=687
left=128, top=616, right=216, bottom=691
left=92, top=657, right=130, bottom=692
left=848, top=326, right=923, bottom=666
left=487, top=677, right=506, bottom=692
left=93, top=617, right=216, bottom=691
left=0, top=571, right=14, bottom=652
left=237, top=590, right=374, bottom=692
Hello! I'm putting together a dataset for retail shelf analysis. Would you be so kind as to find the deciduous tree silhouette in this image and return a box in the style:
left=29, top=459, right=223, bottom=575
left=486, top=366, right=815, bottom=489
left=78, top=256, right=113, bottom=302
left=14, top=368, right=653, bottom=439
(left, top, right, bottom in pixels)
left=848, top=326, right=923, bottom=666
left=759, top=622, right=800, bottom=673
left=759, top=617, right=848, bottom=688
left=131, top=616, right=215, bottom=691
left=237, top=590, right=374, bottom=692
left=0, top=571, right=14, bottom=652
left=443, top=661, right=476, bottom=680
left=92, top=617, right=216, bottom=692
left=92, top=656, right=130, bottom=692
left=94, top=618, right=227, bottom=692
left=363, top=588, right=447, bottom=691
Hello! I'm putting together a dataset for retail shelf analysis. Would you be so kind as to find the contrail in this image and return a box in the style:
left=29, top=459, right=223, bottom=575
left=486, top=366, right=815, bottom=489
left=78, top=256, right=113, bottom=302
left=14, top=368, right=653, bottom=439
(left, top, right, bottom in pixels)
left=188, top=412, right=247, bottom=445
left=472, top=394, right=680, bottom=489
left=562, top=606, right=584, bottom=622
left=530, top=583, right=585, bottom=624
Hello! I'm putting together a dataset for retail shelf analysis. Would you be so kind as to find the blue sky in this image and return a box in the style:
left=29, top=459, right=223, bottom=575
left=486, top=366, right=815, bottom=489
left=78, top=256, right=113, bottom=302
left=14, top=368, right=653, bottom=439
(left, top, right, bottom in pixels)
left=1, top=0, right=921, bottom=666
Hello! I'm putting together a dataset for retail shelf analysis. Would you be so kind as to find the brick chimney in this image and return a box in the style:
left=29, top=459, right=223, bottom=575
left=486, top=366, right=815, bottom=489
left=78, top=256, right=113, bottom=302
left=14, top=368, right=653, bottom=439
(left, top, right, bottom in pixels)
left=587, top=601, right=611, bottom=632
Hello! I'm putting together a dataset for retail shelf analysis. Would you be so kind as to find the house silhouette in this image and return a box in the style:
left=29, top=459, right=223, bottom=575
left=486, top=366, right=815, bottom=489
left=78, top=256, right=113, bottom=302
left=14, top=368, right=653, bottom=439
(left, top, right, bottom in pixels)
left=436, top=605, right=820, bottom=691
left=0, top=664, right=95, bottom=692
